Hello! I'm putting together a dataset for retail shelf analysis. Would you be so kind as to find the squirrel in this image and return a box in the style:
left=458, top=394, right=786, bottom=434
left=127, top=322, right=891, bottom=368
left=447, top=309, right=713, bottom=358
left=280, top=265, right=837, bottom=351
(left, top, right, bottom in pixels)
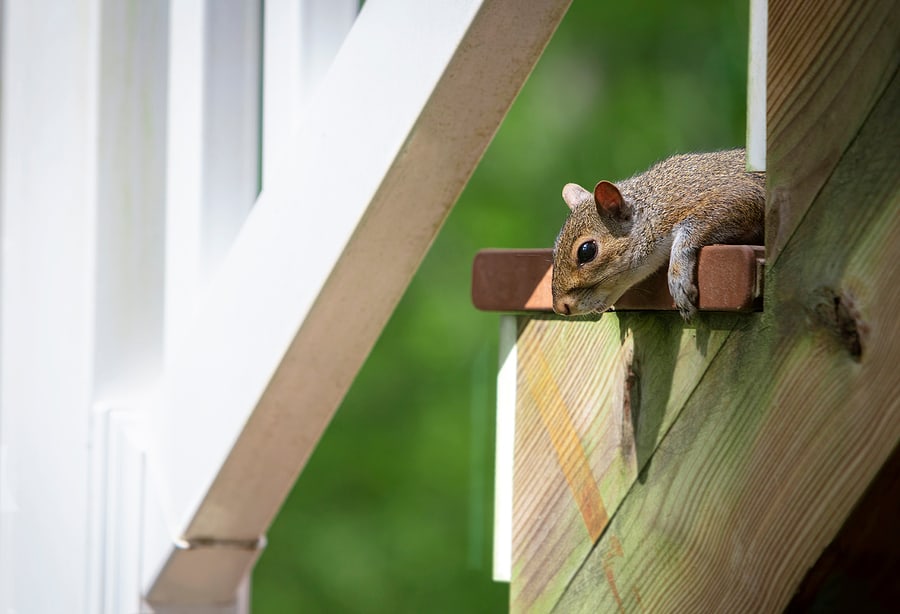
left=551, top=148, right=765, bottom=320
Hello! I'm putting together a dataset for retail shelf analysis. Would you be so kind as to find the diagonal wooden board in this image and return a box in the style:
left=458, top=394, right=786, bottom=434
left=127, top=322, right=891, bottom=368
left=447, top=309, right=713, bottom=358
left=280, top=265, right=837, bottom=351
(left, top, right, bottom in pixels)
left=552, top=61, right=899, bottom=613
left=766, top=0, right=898, bottom=264
left=509, top=1, right=899, bottom=609
left=512, top=312, right=742, bottom=611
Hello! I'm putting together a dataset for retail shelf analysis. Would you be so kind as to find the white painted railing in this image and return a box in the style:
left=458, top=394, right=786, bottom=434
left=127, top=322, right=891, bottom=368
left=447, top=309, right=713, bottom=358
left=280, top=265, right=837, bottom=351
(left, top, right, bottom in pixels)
left=0, top=0, right=568, bottom=610
left=0, top=1, right=355, bottom=611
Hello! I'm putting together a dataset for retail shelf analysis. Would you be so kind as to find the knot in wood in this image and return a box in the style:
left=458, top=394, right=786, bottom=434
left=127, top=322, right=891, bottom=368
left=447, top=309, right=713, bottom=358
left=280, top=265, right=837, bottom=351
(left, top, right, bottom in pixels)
left=809, top=287, right=866, bottom=361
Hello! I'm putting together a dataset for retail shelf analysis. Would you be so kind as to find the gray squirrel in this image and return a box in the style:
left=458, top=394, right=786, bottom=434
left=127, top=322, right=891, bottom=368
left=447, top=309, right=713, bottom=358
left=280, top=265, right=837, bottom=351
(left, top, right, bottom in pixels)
left=551, top=149, right=765, bottom=320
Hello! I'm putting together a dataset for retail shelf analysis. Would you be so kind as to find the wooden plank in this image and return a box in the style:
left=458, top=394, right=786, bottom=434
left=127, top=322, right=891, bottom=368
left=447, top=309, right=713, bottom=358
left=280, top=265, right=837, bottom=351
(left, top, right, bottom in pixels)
left=145, top=0, right=572, bottom=604
left=786, top=444, right=900, bottom=611
left=766, top=0, right=898, bottom=264
left=472, top=245, right=763, bottom=313
left=552, top=62, right=899, bottom=613
left=512, top=312, right=741, bottom=612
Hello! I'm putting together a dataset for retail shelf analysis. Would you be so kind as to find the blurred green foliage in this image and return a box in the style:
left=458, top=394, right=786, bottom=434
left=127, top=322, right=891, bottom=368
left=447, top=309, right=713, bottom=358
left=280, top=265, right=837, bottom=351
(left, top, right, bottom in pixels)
left=253, top=1, right=749, bottom=611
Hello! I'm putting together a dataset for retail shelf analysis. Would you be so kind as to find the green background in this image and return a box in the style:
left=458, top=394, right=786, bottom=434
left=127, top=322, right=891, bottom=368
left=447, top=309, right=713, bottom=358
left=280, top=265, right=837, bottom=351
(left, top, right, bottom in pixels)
left=254, top=1, right=750, bottom=611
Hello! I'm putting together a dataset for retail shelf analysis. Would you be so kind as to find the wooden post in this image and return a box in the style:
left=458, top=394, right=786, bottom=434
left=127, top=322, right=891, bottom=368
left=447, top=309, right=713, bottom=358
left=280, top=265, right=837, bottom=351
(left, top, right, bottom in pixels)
left=491, top=0, right=900, bottom=610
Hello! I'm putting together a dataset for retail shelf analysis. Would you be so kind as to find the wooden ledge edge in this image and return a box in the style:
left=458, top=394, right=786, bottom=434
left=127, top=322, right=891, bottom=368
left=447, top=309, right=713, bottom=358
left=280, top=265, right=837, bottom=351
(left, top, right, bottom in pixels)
left=471, top=245, right=765, bottom=313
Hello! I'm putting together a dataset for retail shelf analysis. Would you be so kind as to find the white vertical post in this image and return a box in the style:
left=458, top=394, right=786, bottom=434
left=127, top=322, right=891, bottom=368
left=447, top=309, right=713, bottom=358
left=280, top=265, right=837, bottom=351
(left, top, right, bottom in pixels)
left=262, top=0, right=358, bottom=189
left=0, top=4, right=7, bottom=606
left=201, top=0, right=262, bottom=277
left=165, top=0, right=206, bottom=359
left=295, top=0, right=358, bottom=107
left=261, top=0, right=301, bottom=189
left=89, top=409, right=149, bottom=614
left=165, top=0, right=262, bottom=361
left=493, top=315, right=518, bottom=582
left=0, top=1, right=101, bottom=612
left=93, top=0, right=169, bottom=403
left=87, top=1, right=171, bottom=612
left=747, top=0, right=767, bottom=171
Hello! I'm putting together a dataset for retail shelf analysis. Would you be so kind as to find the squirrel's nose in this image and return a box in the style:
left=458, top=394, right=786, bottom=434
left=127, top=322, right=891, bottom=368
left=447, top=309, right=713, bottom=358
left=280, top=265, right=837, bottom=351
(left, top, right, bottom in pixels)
left=554, top=300, right=571, bottom=316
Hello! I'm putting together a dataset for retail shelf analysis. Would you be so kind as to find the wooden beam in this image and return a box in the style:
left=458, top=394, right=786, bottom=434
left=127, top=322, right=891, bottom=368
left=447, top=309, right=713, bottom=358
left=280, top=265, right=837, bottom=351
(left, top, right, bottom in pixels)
left=145, top=0, right=572, bottom=604
left=504, top=1, right=899, bottom=607
left=766, top=0, right=898, bottom=264
left=552, top=57, right=899, bottom=614
left=472, top=245, right=764, bottom=313
left=786, top=443, right=900, bottom=611
left=511, top=312, right=742, bottom=611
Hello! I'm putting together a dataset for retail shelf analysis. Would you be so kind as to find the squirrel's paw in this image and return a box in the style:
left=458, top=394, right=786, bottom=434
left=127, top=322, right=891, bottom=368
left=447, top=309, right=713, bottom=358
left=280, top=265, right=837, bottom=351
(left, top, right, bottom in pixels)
left=667, top=266, right=699, bottom=321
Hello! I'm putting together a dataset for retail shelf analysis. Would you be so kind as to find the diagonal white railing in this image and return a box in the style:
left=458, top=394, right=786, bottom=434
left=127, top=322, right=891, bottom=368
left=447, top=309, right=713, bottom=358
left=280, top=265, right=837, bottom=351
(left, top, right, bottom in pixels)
left=147, top=0, right=570, bottom=605
left=0, top=0, right=571, bottom=610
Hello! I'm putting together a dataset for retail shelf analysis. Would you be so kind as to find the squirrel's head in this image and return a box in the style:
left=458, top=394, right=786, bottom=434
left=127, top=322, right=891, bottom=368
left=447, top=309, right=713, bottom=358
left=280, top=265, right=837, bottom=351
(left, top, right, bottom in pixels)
left=551, top=181, right=639, bottom=316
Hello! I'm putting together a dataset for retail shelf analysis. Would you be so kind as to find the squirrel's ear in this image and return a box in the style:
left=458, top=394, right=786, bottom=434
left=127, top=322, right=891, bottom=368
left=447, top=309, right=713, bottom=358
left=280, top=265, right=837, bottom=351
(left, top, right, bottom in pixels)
left=561, top=183, right=591, bottom=211
left=593, top=181, right=625, bottom=218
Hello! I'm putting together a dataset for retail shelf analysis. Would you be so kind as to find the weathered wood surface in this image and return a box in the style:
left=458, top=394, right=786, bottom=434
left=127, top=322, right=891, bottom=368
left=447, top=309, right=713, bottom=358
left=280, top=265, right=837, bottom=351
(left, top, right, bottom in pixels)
left=785, top=444, right=900, bottom=611
left=509, top=0, right=899, bottom=609
left=766, top=0, right=898, bottom=264
left=551, top=57, right=899, bottom=613
left=512, top=313, right=741, bottom=610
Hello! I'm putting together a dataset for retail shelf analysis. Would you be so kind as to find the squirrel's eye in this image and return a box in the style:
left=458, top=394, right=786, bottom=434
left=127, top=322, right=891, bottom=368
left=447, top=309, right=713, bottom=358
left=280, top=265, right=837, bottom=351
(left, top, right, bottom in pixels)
left=577, top=240, right=598, bottom=264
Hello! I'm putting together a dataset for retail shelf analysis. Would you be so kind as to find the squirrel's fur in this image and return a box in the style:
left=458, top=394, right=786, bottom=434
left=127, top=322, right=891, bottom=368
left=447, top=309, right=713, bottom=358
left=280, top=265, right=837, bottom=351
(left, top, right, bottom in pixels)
left=551, top=149, right=765, bottom=319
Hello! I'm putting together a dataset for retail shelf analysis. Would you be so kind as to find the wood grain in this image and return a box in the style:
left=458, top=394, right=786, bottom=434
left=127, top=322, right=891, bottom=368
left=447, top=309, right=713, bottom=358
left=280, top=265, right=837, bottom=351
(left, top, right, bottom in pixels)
left=507, top=2, right=900, bottom=608
left=552, top=60, right=899, bottom=613
left=785, top=444, right=900, bottom=611
left=512, top=313, right=740, bottom=611
left=766, top=0, right=898, bottom=263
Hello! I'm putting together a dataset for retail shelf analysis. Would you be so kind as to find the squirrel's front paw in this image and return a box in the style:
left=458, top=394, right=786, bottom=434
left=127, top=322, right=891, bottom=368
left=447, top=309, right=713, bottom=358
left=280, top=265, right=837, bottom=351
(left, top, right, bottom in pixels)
left=668, top=262, right=698, bottom=321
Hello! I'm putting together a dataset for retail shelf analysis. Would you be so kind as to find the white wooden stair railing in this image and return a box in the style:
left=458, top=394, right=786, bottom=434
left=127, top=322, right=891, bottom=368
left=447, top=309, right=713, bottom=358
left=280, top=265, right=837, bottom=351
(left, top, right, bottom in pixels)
left=0, top=0, right=571, bottom=611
